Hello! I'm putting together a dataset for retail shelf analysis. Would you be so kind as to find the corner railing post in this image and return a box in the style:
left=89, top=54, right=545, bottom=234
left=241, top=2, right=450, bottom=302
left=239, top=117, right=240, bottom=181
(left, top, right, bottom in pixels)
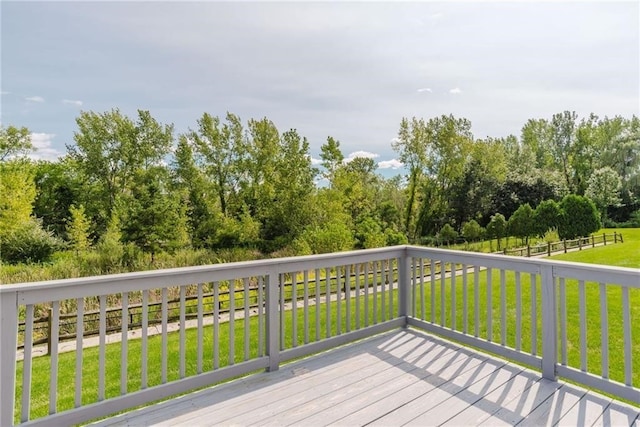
left=266, top=272, right=280, bottom=372
left=541, top=264, right=557, bottom=380
left=398, top=251, right=411, bottom=324
left=1, top=291, right=19, bottom=426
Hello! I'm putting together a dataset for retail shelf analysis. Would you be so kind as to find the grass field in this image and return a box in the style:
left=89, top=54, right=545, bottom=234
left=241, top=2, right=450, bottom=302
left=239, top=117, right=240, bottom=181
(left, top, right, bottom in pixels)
left=13, top=228, right=640, bottom=422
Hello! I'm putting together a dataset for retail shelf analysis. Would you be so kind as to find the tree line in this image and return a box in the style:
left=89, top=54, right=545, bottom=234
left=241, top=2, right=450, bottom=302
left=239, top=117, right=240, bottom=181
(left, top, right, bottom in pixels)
left=1, top=109, right=638, bottom=267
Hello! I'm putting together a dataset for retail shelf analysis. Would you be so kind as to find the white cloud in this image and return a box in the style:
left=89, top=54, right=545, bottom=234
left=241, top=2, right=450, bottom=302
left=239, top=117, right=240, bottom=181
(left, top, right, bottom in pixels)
left=62, top=99, right=83, bottom=106
left=28, top=133, right=64, bottom=161
left=343, top=151, right=379, bottom=163
left=417, top=88, right=432, bottom=93
left=430, top=12, right=444, bottom=19
left=378, top=159, right=404, bottom=169
left=25, top=96, right=45, bottom=103
left=449, top=88, right=462, bottom=94
left=309, top=155, right=323, bottom=166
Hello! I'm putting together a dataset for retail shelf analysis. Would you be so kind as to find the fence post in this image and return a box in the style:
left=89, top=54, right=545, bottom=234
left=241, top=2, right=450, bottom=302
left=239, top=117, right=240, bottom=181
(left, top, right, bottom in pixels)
left=603, top=233, right=607, bottom=246
left=266, top=272, right=280, bottom=372
left=547, top=242, right=551, bottom=257
left=563, top=240, right=567, bottom=253
left=0, top=291, right=19, bottom=427
left=579, top=238, right=582, bottom=251
left=592, top=235, right=595, bottom=248
left=620, top=233, right=623, bottom=243
left=398, top=252, right=411, bottom=323
left=540, top=264, right=557, bottom=380
left=527, top=245, right=531, bottom=257
left=614, top=232, right=617, bottom=243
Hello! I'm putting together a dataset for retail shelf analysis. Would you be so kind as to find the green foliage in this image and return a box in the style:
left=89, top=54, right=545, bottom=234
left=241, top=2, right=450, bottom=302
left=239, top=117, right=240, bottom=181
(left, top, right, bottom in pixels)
left=508, top=203, right=536, bottom=245
left=461, top=219, right=484, bottom=242
left=300, top=221, right=354, bottom=254
left=67, top=204, right=91, bottom=253
left=534, top=199, right=561, bottom=237
left=0, top=160, right=36, bottom=235
left=486, top=213, right=507, bottom=251
left=0, top=219, right=64, bottom=264
left=585, top=166, right=622, bottom=222
left=0, top=125, right=33, bottom=160
left=437, top=223, right=458, bottom=246
left=354, top=216, right=386, bottom=249
left=558, top=194, right=601, bottom=239
left=120, top=168, right=189, bottom=260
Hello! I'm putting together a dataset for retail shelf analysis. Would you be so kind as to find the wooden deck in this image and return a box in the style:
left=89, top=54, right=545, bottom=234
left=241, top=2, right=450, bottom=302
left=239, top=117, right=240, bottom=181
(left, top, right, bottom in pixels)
left=95, top=329, right=640, bottom=427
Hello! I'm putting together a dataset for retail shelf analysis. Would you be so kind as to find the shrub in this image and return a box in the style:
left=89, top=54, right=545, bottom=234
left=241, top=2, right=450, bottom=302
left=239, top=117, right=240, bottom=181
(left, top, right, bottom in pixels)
left=0, top=219, right=65, bottom=264
left=558, top=194, right=601, bottom=239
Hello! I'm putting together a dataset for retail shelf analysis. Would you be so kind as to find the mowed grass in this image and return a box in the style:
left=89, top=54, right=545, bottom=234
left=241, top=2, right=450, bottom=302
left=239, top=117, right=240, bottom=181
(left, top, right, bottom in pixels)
left=550, top=228, right=640, bottom=268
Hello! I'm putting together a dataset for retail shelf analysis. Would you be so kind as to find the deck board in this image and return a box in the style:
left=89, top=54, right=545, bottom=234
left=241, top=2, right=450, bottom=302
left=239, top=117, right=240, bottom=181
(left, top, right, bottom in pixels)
left=94, top=328, right=640, bottom=427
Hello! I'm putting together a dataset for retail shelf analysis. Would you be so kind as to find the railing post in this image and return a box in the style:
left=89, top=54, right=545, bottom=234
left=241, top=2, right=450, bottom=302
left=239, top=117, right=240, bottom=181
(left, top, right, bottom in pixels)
left=398, top=252, right=411, bottom=323
left=1, top=291, right=19, bottom=426
left=540, top=264, right=557, bottom=380
left=266, top=272, right=280, bottom=372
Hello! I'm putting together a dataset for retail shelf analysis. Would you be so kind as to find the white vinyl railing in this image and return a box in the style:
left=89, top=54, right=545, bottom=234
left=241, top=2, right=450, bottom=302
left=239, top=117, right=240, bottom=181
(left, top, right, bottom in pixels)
left=1, top=246, right=638, bottom=425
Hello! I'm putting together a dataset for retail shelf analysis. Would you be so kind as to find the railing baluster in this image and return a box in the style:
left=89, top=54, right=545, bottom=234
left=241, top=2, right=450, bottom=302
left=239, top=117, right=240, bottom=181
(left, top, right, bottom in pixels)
left=474, top=265, right=479, bottom=337
left=292, top=272, right=298, bottom=345
left=304, top=270, right=309, bottom=343
left=381, top=261, right=386, bottom=322
left=179, top=286, right=186, bottom=378
left=559, top=278, right=567, bottom=365
left=336, top=267, right=342, bottom=334
left=315, top=268, right=320, bottom=341
left=622, top=286, right=632, bottom=386
left=451, top=263, right=457, bottom=330
left=440, top=261, right=446, bottom=327
left=500, top=269, right=506, bottom=346
left=99, top=295, right=106, bottom=400
left=345, top=265, right=351, bottom=332
left=579, top=280, right=586, bottom=371
left=214, top=281, right=220, bottom=369
left=161, top=287, right=168, bottom=383
left=530, top=273, right=537, bottom=355
left=258, top=277, right=264, bottom=357
left=141, top=290, right=148, bottom=389
left=388, top=259, right=393, bottom=321
left=21, top=304, right=35, bottom=422
left=600, top=282, right=609, bottom=379
left=49, top=300, right=60, bottom=414
left=420, top=259, right=425, bottom=321
left=355, top=264, right=361, bottom=329
left=121, top=292, right=129, bottom=394
left=431, top=259, right=436, bottom=324
left=75, top=297, right=84, bottom=407
left=411, top=258, right=417, bottom=317
left=486, top=268, right=493, bottom=342
left=364, top=263, right=370, bottom=327
left=326, top=267, right=331, bottom=337
left=244, top=277, right=250, bottom=360
left=462, top=264, right=468, bottom=334
left=230, top=280, right=237, bottom=364
left=515, top=272, right=521, bottom=351
left=373, top=261, right=378, bottom=324
left=197, top=283, right=203, bottom=374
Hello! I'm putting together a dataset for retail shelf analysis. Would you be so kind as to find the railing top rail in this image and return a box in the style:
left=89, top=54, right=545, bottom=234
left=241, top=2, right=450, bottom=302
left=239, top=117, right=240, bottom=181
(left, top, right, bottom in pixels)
left=2, top=246, right=407, bottom=304
left=3, top=245, right=638, bottom=303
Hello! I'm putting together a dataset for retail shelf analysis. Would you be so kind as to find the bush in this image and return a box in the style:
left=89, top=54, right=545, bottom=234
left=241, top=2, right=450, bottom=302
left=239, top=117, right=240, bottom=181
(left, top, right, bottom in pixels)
left=0, top=219, right=65, bottom=264
left=558, top=195, right=601, bottom=239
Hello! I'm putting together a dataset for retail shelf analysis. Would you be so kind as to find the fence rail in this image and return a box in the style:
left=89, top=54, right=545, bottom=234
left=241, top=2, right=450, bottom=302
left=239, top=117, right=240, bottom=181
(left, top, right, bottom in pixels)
left=503, top=232, right=622, bottom=257
left=1, top=245, right=638, bottom=426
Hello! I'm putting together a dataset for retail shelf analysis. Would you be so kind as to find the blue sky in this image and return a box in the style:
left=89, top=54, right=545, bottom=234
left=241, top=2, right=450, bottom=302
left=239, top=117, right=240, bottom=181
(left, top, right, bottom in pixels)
left=1, top=1, right=638, bottom=171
